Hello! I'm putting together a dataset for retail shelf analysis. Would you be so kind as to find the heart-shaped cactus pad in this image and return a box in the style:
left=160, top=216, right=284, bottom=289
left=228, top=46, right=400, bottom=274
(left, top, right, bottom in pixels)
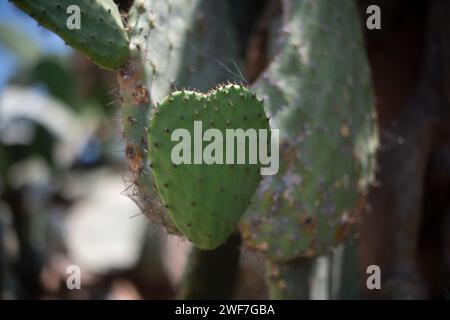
left=148, top=84, right=271, bottom=250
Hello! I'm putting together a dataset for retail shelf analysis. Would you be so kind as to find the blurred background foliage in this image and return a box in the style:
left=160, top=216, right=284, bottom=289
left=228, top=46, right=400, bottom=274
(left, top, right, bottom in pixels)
left=0, top=2, right=180, bottom=299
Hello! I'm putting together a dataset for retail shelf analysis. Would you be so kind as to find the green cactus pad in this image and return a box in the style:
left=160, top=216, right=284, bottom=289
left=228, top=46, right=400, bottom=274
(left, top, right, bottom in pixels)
left=128, top=0, right=241, bottom=103
left=11, top=0, right=129, bottom=70
left=148, top=85, right=270, bottom=250
left=240, top=0, right=379, bottom=261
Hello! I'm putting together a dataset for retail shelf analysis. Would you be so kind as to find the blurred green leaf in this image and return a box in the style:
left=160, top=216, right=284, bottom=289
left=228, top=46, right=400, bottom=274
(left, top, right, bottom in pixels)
left=0, top=23, right=40, bottom=65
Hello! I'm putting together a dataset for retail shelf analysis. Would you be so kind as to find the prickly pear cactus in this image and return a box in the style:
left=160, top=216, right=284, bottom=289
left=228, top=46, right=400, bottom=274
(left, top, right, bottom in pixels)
left=127, top=0, right=199, bottom=103
left=240, top=0, right=379, bottom=261
left=148, top=85, right=269, bottom=250
left=116, top=0, right=200, bottom=232
left=117, top=0, right=243, bottom=236
left=11, top=0, right=129, bottom=70
left=8, top=0, right=382, bottom=300
left=129, top=0, right=241, bottom=102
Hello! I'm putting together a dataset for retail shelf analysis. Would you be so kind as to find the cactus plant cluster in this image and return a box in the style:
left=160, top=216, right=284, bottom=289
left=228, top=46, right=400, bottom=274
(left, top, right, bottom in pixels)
left=10, top=0, right=379, bottom=299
